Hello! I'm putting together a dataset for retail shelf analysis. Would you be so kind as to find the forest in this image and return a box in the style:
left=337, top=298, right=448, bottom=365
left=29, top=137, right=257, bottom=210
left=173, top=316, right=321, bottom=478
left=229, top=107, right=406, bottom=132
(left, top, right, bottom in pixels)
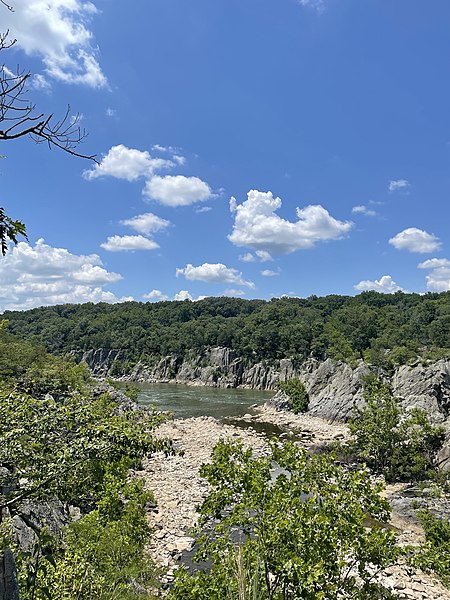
left=3, top=291, right=450, bottom=370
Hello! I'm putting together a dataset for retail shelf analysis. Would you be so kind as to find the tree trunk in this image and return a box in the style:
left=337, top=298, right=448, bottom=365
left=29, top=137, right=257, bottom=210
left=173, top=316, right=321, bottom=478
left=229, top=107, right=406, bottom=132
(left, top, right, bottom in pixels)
left=0, top=550, right=19, bottom=600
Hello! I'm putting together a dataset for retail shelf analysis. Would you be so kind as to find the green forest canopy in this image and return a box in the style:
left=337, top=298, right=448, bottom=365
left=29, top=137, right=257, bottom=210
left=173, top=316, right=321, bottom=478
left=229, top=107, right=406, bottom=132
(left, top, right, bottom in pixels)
left=3, top=291, right=450, bottom=369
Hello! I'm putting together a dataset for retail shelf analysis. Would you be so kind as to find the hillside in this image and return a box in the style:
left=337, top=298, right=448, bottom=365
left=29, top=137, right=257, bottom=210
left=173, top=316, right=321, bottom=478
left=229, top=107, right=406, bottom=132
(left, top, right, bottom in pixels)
left=3, top=292, right=450, bottom=374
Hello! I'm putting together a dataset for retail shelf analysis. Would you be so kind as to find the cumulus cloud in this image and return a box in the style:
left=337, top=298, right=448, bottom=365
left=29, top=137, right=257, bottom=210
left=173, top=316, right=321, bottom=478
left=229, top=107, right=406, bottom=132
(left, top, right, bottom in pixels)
left=389, top=228, right=441, bottom=253
left=173, top=290, right=193, bottom=301
left=352, top=205, right=376, bottom=217
left=354, top=275, right=405, bottom=294
left=144, top=175, right=214, bottom=207
left=3, top=0, right=107, bottom=88
left=176, top=263, right=255, bottom=289
left=0, top=239, right=127, bottom=311
left=143, top=289, right=209, bottom=302
left=196, top=206, right=212, bottom=214
left=84, top=145, right=174, bottom=181
left=143, top=289, right=169, bottom=302
left=121, top=213, right=171, bottom=235
left=417, top=258, right=450, bottom=292
left=100, top=235, right=159, bottom=252
left=417, top=258, right=450, bottom=270
left=229, top=190, right=352, bottom=255
left=261, top=269, right=279, bottom=277
left=389, top=179, right=410, bottom=192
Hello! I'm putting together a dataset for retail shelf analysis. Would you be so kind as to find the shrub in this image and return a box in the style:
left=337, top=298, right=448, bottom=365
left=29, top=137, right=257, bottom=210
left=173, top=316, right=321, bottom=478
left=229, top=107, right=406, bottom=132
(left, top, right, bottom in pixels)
left=347, top=377, right=445, bottom=482
left=169, top=440, right=399, bottom=599
left=410, top=509, right=450, bottom=588
left=278, top=378, right=309, bottom=413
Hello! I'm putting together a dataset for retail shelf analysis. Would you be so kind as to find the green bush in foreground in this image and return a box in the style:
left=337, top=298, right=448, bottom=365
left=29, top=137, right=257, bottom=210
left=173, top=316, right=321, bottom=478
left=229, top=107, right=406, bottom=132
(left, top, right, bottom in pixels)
left=278, top=378, right=309, bottom=414
left=169, top=440, right=399, bottom=599
left=347, top=378, right=445, bottom=482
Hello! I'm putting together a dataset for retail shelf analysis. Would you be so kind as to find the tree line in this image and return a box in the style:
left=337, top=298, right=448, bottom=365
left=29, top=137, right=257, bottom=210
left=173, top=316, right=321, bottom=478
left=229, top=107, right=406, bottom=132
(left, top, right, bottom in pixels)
left=3, top=291, right=450, bottom=370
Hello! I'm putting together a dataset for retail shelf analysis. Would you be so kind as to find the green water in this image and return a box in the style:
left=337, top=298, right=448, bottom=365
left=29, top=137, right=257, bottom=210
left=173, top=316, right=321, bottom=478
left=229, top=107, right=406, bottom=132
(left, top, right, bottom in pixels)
left=132, top=382, right=273, bottom=419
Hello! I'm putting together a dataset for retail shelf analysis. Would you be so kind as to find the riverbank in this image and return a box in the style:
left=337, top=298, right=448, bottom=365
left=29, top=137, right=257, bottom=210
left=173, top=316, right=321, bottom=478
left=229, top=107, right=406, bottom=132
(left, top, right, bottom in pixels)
left=140, top=406, right=450, bottom=599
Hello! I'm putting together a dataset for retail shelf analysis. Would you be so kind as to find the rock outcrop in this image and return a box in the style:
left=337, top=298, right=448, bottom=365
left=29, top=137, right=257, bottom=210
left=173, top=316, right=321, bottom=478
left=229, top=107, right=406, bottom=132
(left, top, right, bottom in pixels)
left=79, top=347, right=450, bottom=427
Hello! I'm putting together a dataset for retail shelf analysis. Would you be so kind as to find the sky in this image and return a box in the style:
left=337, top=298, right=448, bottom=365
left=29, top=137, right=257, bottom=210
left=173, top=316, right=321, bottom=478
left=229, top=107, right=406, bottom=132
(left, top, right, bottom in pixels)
left=2, top=0, right=450, bottom=311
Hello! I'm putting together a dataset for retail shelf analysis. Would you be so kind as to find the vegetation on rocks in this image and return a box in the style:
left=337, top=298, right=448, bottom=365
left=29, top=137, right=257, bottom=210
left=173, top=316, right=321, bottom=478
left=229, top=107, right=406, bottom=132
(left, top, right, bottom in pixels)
left=169, top=439, right=400, bottom=600
left=277, top=378, right=309, bottom=413
left=346, top=377, right=446, bottom=483
left=0, top=332, right=173, bottom=600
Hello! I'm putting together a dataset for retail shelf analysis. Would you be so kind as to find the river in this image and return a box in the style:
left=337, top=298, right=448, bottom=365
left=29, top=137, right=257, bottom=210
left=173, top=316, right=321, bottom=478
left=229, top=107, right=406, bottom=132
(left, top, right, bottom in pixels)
left=132, top=382, right=274, bottom=420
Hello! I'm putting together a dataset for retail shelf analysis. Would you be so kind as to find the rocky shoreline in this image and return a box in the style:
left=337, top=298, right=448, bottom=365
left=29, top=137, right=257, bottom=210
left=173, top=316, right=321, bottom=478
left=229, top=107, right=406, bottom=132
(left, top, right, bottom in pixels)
left=140, top=404, right=450, bottom=599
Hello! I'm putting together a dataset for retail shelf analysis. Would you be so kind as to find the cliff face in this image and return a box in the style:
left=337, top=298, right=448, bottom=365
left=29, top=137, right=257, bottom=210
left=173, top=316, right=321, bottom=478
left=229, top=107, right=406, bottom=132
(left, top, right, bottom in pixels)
left=79, top=347, right=450, bottom=423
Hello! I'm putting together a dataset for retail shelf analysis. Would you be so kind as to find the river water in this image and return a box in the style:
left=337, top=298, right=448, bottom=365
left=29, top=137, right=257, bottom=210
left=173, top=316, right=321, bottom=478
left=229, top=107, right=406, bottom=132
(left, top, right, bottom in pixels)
left=133, top=382, right=274, bottom=420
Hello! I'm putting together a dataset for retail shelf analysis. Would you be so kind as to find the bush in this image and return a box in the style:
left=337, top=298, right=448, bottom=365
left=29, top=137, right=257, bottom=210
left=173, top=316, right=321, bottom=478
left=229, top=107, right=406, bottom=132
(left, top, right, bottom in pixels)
left=278, top=378, right=309, bottom=413
left=169, top=440, right=399, bottom=599
left=410, top=509, right=450, bottom=588
left=347, top=377, right=445, bottom=482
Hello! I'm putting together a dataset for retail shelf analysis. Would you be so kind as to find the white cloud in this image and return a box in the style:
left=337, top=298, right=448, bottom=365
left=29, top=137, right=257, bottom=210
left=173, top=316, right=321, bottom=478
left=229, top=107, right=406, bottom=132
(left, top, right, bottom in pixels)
left=105, top=107, right=116, bottom=117
left=417, top=258, right=450, bottom=269
left=354, top=275, right=405, bottom=294
left=239, top=253, right=256, bottom=263
left=144, top=175, right=214, bottom=207
left=173, top=290, right=193, bottom=301
left=417, top=258, right=450, bottom=292
left=143, top=289, right=169, bottom=302
left=0, top=239, right=126, bottom=311
left=84, top=144, right=174, bottom=181
left=173, top=155, right=186, bottom=165
left=3, top=0, right=107, bottom=88
left=389, top=228, right=441, bottom=253
left=176, top=263, right=255, bottom=289
left=195, top=206, right=212, bottom=214
left=223, top=289, right=246, bottom=297
left=121, top=213, right=171, bottom=235
left=100, top=235, right=159, bottom=252
left=31, top=73, right=51, bottom=91
left=239, top=250, right=273, bottom=263
left=389, top=179, right=410, bottom=192
left=229, top=190, right=352, bottom=255
left=261, top=269, right=279, bottom=277
left=255, top=250, right=273, bottom=262
left=351, top=205, right=376, bottom=217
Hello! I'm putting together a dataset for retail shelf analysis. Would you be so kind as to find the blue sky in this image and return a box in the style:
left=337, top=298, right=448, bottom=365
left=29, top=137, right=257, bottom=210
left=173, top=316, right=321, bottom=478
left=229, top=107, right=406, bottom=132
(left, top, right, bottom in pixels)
left=1, top=0, right=450, bottom=310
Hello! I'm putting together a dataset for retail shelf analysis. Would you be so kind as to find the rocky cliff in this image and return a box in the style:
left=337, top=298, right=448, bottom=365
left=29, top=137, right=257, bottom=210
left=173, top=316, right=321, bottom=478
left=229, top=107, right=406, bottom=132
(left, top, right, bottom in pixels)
left=79, top=347, right=450, bottom=425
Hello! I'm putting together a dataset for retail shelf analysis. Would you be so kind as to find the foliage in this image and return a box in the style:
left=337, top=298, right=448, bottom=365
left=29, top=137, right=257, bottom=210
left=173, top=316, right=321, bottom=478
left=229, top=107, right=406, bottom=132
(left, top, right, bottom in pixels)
left=0, top=386, right=171, bottom=511
left=4, top=293, right=450, bottom=369
left=278, top=378, right=309, bottom=413
left=347, top=378, right=445, bottom=482
left=409, top=509, right=450, bottom=588
left=0, top=335, right=174, bottom=599
left=17, top=475, right=159, bottom=600
left=169, top=440, right=400, bottom=600
left=0, top=205, right=27, bottom=255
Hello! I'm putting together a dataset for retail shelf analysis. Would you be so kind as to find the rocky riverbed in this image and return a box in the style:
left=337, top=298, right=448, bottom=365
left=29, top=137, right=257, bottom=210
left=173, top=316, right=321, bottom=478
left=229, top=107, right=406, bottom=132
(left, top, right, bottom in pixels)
left=140, top=404, right=450, bottom=599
